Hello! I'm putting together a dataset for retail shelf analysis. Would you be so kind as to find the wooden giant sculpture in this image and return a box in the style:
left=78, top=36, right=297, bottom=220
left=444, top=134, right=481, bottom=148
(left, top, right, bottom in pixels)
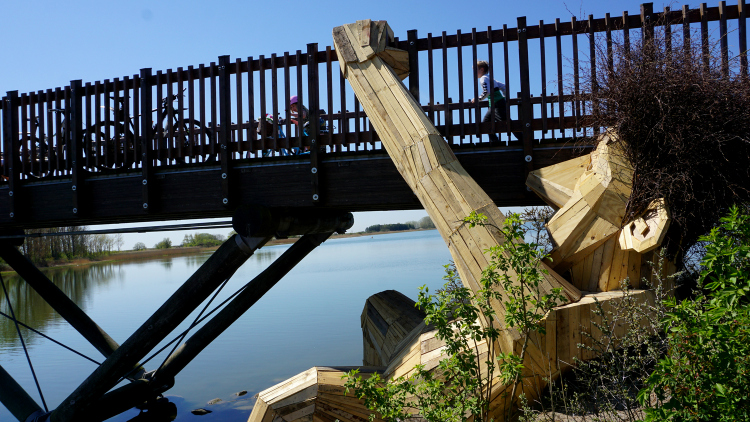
left=246, top=20, right=673, bottom=422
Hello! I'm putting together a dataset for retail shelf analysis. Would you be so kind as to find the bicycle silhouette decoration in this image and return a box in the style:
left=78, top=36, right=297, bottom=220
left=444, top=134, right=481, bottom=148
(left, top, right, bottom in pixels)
left=16, top=89, right=214, bottom=178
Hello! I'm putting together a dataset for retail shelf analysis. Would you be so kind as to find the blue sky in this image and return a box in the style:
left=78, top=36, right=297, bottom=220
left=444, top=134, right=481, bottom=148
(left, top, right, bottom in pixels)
left=1, top=0, right=678, bottom=96
left=0, top=0, right=710, bottom=248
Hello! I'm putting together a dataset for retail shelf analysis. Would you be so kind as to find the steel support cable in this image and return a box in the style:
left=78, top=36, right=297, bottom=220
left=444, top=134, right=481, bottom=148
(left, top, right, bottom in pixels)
left=118, top=269, right=240, bottom=384
left=0, top=220, right=234, bottom=240
left=137, top=273, right=251, bottom=369
left=0, top=311, right=101, bottom=365
left=154, top=269, right=236, bottom=375
left=0, top=274, right=48, bottom=412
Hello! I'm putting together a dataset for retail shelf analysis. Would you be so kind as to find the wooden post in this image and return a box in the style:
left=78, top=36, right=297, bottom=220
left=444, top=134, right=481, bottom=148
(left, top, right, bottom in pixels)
left=332, top=17, right=581, bottom=333
left=701, top=3, right=709, bottom=73
left=333, top=19, right=581, bottom=417
left=665, top=7, right=673, bottom=59
left=572, top=16, right=580, bottom=137
left=641, top=3, right=654, bottom=43
left=69, top=80, right=84, bottom=217
left=517, top=17, right=534, bottom=175
left=683, top=5, right=691, bottom=58
left=3, top=92, right=20, bottom=221
left=589, top=15, right=599, bottom=135
left=307, top=43, right=321, bottom=204
left=0, top=364, right=42, bottom=422
left=740, top=0, right=748, bottom=79
left=719, top=1, right=729, bottom=77
left=407, top=29, right=420, bottom=102
left=555, top=19, right=564, bottom=135
left=442, top=31, right=451, bottom=143
left=218, top=55, right=232, bottom=208
left=456, top=29, right=465, bottom=142
left=539, top=20, right=548, bottom=135
left=51, top=234, right=270, bottom=422
left=139, top=68, right=152, bottom=213
left=0, top=244, right=122, bottom=359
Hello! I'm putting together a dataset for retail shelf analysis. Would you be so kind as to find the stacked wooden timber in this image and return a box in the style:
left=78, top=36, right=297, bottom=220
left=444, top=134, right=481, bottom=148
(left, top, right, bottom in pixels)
left=332, top=16, right=580, bottom=359
left=526, top=132, right=674, bottom=292
left=245, top=288, right=659, bottom=421
left=246, top=20, right=677, bottom=422
left=246, top=366, right=384, bottom=422
left=361, top=290, right=426, bottom=367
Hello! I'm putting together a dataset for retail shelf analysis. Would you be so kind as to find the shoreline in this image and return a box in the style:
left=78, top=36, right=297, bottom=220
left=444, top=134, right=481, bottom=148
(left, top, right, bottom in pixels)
left=1, top=228, right=434, bottom=275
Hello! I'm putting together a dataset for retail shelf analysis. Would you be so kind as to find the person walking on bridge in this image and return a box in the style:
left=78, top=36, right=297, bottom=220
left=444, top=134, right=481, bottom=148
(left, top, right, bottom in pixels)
left=470, top=60, right=519, bottom=143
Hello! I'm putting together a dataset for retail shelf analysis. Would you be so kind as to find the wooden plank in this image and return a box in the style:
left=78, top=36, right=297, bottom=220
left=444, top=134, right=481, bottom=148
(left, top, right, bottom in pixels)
left=627, top=249, right=641, bottom=288
left=246, top=397, right=271, bottom=422
left=332, top=26, right=357, bottom=64
left=555, top=307, right=571, bottom=369
left=569, top=298, right=581, bottom=363
left=270, top=384, right=318, bottom=410
left=597, top=236, right=617, bottom=292
left=617, top=247, right=630, bottom=288
left=579, top=302, right=592, bottom=361
left=587, top=242, right=605, bottom=291
left=606, top=242, right=626, bottom=291
left=545, top=311, right=557, bottom=368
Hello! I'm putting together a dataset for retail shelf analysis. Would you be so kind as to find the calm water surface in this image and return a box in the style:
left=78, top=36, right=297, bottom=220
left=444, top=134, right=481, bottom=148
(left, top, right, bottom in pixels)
left=0, top=230, right=451, bottom=421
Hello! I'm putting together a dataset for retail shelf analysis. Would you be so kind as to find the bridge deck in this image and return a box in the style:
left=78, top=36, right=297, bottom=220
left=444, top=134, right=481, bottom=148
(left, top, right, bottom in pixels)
left=1, top=1, right=744, bottom=230
left=0, top=142, right=585, bottom=229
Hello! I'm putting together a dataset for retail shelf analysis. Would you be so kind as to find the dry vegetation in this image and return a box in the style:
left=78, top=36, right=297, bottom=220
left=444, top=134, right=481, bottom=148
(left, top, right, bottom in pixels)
left=578, top=22, right=750, bottom=259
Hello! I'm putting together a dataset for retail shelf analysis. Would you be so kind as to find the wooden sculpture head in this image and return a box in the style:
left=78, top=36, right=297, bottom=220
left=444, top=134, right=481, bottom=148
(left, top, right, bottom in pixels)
left=526, top=132, right=672, bottom=291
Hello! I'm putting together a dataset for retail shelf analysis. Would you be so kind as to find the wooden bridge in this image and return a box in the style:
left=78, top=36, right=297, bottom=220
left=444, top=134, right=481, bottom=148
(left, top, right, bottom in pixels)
left=1, top=2, right=743, bottom=230
left=0, top=2, right=747, bottom=422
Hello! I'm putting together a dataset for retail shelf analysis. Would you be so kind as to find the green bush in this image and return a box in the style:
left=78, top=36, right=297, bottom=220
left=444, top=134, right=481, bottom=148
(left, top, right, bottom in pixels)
left=639, top=206, right=750, bottom=421
left=182, top=233, right=225, bottom=247
left=132, top=242, right=147, bottom=251
left=154, top=238, right=172, bottom=249
left=345, top=213, right=565, bottom=421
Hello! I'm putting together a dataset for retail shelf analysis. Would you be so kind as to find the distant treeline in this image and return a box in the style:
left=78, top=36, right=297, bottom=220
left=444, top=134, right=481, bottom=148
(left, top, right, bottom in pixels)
left=181, top=233, right=225, bottom=247
left=365, top=216, right=435, bottom=233
left=19, top=227, right=124, bottom=267
left=11, top=229, right=229, bottom=268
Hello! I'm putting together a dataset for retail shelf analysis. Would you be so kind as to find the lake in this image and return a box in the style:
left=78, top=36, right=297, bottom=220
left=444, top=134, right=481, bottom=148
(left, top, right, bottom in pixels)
left=0, top=230, right=452, bottom=421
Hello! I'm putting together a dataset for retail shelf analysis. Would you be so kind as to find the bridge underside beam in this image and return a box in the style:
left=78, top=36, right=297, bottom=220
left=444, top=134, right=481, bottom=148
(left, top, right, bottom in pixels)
left=0, top=364, right=42, bottom=422
left=50, top=207, right=353, bottom=422
left=0, top=146, right=585, bottom=230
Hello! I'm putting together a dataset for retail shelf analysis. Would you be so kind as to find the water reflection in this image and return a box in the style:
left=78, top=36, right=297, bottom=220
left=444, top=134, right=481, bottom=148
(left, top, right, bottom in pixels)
left=160, top=259, right=173, bottom=270
left=0, top=231, right=452, bottom=422
left=252, top=247, right=285, bottom=265
left=0, top=263, right=125, bottom=348
left=126, top=398, right=177, bottom=422
left=183, top=253, right=213, bottom=269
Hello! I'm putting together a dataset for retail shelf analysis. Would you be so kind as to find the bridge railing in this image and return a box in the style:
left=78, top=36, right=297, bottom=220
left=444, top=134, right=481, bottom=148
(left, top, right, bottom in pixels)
left=1, top=1, right=746, bottom=185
